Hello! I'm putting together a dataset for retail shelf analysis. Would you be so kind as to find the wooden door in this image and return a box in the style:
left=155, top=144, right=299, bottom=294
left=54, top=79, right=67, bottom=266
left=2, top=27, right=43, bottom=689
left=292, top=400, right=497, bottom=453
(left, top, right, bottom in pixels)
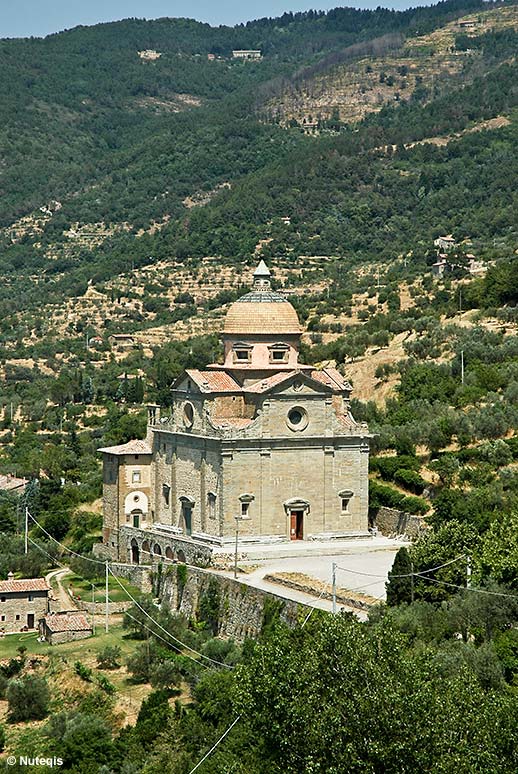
left=27, top=613, right=35, bottom=629
left=296, top=512, right=304, bottom=540
left=290, top=511, right=297, bottom=540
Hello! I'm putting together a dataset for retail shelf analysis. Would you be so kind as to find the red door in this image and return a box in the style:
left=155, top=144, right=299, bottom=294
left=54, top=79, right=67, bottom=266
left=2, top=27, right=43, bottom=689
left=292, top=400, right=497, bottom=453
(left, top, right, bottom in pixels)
left=290, top=511, right=297, bottom=540
left=290, top=511, right=304, bottom=540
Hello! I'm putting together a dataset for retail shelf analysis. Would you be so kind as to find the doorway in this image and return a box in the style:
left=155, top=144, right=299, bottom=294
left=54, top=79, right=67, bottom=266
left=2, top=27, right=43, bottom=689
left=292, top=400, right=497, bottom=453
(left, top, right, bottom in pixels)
left=290, top=510, right=304, bottom=541
left=182, top=505, right=192, bottom=536
left=132, top=510, right=141, bottom=528
left=27, top=613, right=35, bottom=629
left=131, top=540, right=139, bottom=564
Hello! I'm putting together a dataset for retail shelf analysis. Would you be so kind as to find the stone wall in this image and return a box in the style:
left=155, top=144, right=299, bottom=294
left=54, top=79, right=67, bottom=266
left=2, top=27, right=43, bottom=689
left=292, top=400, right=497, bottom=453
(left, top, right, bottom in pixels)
left=160, top=565, right=305, bottom=642
left=74, top=599, right=132, bottom=614
left=47, top=629, right=92, bottom=646
left=0, top=591, right=48, bottom=634
left=110, top=561, right=154, bottom=593
left=372, top=506, right=427, bottom=539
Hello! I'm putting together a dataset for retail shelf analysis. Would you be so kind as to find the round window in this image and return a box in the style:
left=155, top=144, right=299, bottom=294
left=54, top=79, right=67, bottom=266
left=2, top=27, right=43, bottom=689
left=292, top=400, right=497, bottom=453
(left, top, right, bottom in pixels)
left=287, top=406, right=308, bottom=431
left=183, top=402, right=194, bottom=428
left=133, top=495, right=140, bottom=503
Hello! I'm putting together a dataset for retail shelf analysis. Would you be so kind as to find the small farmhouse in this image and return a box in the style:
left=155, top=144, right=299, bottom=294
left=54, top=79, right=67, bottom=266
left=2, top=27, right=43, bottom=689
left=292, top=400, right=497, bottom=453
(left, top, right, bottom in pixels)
left=40, top=611, right=92, bottom=645
left=0, top=573, right=49, bottom=633
left=232, top=50, right=262, bottom=60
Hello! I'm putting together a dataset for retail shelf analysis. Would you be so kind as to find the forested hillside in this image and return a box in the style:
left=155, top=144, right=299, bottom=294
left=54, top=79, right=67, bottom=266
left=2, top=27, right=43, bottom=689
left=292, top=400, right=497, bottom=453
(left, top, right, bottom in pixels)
left=1, top=3, right=518, bottom=771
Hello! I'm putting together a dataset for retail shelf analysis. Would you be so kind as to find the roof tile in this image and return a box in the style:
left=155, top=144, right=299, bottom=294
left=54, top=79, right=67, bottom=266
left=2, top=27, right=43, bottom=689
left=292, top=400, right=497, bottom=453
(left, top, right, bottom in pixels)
left=0, top=578, right=49, bottom=594
left=98, top=439, right=152, bottom=456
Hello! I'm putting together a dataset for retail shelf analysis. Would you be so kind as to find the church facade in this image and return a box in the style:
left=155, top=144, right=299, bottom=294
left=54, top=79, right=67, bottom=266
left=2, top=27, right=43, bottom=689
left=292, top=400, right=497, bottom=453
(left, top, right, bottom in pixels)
left=99, top=262, right=371, bottom=564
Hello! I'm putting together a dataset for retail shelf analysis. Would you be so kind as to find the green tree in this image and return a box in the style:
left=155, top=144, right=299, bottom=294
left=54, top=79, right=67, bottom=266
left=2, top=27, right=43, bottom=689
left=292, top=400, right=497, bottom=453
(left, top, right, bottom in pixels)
left=386, top=546, right=414, bottom=606
left=7, top=675, right=50, bottom=722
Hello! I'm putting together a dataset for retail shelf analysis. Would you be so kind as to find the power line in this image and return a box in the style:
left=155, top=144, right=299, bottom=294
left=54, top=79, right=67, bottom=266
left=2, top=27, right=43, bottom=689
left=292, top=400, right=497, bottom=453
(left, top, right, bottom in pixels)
left=27, top=511, right=105, bottom=565
left=107, top=567, right=233, bottom=669
left=335, top=554, right=466, bottom=580
left=188, top=715, right=242, bottom=774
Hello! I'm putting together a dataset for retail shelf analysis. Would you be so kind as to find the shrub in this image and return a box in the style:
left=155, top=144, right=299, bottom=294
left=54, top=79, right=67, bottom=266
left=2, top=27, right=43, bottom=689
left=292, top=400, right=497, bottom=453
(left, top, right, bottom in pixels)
left=96, top=645, right=121, bottom=670
left=393, top=468, right=426, bottom=495
left=7, top=675, right=50, bottom=721
left=74, top=661, right=93, bottom=682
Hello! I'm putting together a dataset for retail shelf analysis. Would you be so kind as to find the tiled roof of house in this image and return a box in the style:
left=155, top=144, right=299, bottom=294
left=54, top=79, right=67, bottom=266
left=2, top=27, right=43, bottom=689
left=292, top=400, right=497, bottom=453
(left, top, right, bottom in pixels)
left=0, top=578, right=49, bottom=594
left=98, top=439, right=152, bottom=456
left=311, top=368, right=352, bottom=391
left=0, top=474, right=26, bottom=492
left=245, top=371, right=298, bottom=393
left=43, top=612, right=92, bottom=633
left=185, top=370, right=241, bottom=393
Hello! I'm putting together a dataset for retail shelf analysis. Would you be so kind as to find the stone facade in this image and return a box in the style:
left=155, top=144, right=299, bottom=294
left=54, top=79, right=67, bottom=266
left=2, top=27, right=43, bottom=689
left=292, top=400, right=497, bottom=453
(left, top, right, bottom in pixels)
left=0, top=575, right=49, bottom=634
left=40, top=611, right=92, bottom=645
left=100, top=263, right=371, bottom=563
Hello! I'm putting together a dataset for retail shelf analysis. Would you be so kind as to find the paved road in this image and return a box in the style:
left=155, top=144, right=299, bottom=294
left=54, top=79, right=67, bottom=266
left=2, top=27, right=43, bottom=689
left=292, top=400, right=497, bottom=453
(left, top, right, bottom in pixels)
left=239, top=543, right=401, bottom=601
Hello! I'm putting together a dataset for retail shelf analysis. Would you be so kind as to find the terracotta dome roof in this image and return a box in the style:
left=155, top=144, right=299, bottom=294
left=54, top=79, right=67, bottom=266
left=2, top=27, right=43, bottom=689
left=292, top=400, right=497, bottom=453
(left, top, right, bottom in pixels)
left=223, top=290, right=302, bottom=335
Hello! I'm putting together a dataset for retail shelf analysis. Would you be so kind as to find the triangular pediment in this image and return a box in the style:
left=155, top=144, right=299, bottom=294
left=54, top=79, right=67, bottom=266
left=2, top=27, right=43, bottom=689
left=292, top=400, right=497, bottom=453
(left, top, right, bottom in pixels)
left=245, top=371, right=335, bottom=396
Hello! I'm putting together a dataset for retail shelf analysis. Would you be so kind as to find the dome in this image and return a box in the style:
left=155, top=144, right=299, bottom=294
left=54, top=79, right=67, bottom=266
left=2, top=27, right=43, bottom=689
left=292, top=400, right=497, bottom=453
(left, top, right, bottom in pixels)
left=223, top=290, right=302, bottom=335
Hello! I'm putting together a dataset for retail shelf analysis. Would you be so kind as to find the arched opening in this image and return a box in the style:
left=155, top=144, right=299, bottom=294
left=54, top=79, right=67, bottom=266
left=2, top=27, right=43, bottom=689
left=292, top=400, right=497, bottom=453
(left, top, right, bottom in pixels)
left=153, top=543, right=162, bottom=556
left=131, top=509, right=143, bottom=528
left=165, top=546, right=174, bottom=561
left=177, top=549, right=186, bottom=564
left=130, top=539, right=139, bottom=565
left=179, top=496, right=195, bottom=536
left=141, top=540, right=150, bottom=561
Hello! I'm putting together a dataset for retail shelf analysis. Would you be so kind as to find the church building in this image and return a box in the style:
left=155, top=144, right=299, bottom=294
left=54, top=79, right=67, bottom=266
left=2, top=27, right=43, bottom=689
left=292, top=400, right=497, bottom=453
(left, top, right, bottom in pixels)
left=99, top=262, right=371, bottom=564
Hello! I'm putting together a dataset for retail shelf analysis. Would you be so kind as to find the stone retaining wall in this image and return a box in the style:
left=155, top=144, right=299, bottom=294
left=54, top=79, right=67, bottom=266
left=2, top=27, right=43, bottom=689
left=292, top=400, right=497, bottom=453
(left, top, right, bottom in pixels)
left=160, top=565, right=305, bottom=642
left=74, top=598, right=132, bottom=614
left=372, top=506, right=428, bottom=539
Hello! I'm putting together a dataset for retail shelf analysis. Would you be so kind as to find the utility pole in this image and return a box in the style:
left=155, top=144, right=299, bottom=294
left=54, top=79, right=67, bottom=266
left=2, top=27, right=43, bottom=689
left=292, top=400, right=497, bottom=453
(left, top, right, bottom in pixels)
left=91, top=583, right=96, bottom=636
left=105, top=561, right=109, bottom=633
left=459, top=286, right=462, bottom=314
left=460, top=350, right=465, bottom=385
left=234, top=519, right=240, bottom=580
left=466, top=556, right=472, bottom=589
left=24, top=507, right=29, bottom=555
left=332, top=562, right=337, bottom=614
left=410, top=560, right=415, bottom=604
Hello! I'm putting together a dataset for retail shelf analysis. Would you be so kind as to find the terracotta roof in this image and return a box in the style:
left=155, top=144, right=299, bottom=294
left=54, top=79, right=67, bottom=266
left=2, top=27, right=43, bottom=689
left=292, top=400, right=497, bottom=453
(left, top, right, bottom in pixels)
left=245, top=371, right=298, bottom=393
left=0, top=578, right=49, bottom=594
left=224, top=293, right=301, bottom=335
left=43, top=612, right=91, bottom=633
left=311, top=368, right=352, bottom=391
left=98, top=439, right=152, bottom=455
left=184, top=370, right=241, bottom=393
left=0, top=474, right=26, bottom=492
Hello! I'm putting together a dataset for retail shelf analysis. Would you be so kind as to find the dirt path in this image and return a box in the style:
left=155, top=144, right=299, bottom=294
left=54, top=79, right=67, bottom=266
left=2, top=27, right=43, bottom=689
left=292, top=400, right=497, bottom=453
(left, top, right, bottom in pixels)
left=46, top=567, right=76, bottom=613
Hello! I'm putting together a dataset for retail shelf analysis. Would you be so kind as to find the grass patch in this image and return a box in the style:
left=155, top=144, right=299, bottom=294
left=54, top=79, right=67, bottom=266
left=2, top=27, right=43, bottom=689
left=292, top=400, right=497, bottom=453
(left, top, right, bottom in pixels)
left=65, top=574, right=140, bottom=603
left=0, top=623, right=137, bottom=661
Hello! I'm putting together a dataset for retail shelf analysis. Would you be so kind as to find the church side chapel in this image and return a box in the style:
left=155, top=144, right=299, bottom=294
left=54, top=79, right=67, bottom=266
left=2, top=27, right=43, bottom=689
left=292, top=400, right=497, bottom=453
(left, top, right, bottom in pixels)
left=99, top=262, right=371, bottom=563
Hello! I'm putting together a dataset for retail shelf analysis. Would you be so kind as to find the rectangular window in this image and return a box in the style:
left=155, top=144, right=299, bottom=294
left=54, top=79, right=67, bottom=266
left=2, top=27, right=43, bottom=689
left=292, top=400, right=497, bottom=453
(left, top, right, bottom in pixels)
left=235, top=349, right=250, bottom=361
left=132, top=471, right=141, bottom=484
left=0, top=597, right=5, bottom=603
left=163, top=484, right=171, bottom=506
left=341, top=498, right=350, bottom=514
left=0, top=615, right=4, bottom=622
left=15, top=614, right=20, bottom=621
left=208, top=493, right=216, bottom=520
left=28, top=595, right=33, bottom=602
left=241, top=502, right=250, bottom=517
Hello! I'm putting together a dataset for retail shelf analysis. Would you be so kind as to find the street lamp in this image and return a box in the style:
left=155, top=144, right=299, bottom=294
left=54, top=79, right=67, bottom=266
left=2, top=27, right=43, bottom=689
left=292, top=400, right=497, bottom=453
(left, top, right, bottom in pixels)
left=234, top=514, right=251, bottom=579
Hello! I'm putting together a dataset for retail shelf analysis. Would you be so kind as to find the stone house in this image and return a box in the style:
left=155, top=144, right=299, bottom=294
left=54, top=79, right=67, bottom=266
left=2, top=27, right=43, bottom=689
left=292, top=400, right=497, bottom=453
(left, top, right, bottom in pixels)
left=99, top=262, right=371, bottom=564
left=0, top=573, right=49, bottom=633
left=39, top=611, right=92, bottom=645
left=232, top=50, right=262, bottom=60
left=109, top=334, right=136, bottom=351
